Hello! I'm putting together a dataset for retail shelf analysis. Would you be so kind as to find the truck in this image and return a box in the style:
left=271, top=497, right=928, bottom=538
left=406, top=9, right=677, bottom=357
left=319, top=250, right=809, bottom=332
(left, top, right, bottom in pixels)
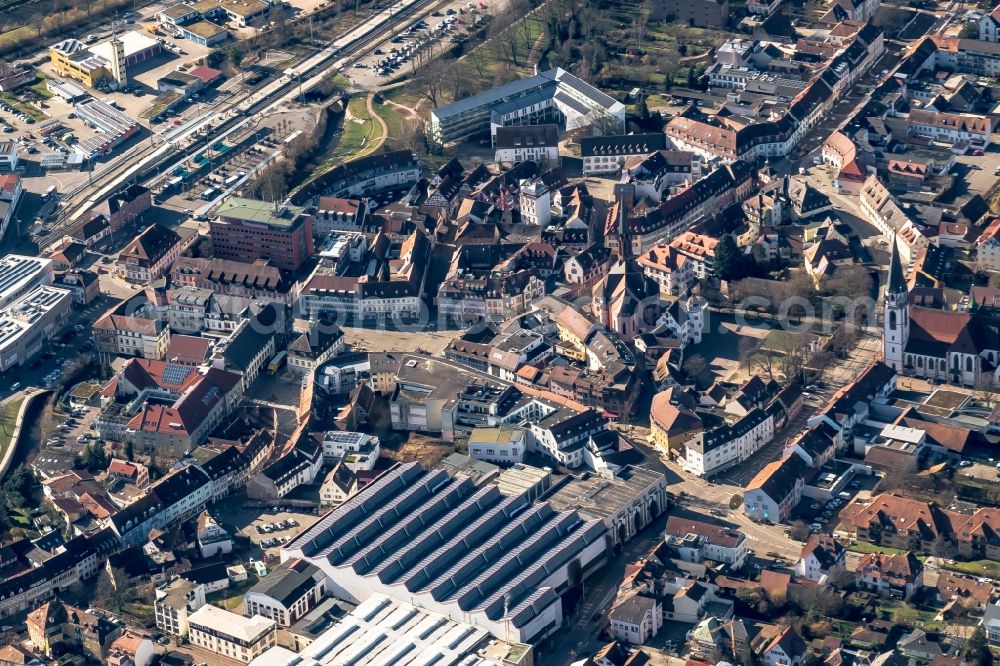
left=267, top=350, right=287, bottom=375
left=284, top=68, right=299, bottom=80
left=201, top=187, right=217, bottom=200
left=44, top=185, right=57, bottom=198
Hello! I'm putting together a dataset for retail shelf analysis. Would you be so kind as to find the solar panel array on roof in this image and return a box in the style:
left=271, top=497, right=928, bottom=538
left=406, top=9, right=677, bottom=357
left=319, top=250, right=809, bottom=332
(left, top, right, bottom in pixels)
left=162, top=363, right=195, bottom=386
left=281, top=462, right=607, bottom=644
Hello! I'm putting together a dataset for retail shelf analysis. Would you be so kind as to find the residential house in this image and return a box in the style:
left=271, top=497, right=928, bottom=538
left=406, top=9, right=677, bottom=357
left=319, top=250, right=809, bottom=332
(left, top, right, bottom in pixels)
left=608, top=595, right=662, bottom=645
left=743, top=452, right=809, bottom=523
left=246, top=432, right=323, bottom=500
left=795, top=535, right=846, bottom=582
left=494, top=124, right=559, bottom=164
left=856, top=551, right=924, bottom=599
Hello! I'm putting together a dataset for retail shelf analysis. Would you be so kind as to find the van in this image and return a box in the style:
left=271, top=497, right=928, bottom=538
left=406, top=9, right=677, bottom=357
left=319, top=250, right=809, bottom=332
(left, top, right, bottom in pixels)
left=838, top=491, right=852, bottom=500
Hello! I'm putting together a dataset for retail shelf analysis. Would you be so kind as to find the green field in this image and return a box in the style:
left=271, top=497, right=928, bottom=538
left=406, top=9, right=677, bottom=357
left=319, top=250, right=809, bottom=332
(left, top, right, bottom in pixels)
left=0, top=93, right=46, bottom=122
left=847, top=541, right=910, bottom=556
left=329, top=96, right=383, bottom=164
left=943, top=559, right=1000, bottom=579
left=0, top=397, right=25, bottom=468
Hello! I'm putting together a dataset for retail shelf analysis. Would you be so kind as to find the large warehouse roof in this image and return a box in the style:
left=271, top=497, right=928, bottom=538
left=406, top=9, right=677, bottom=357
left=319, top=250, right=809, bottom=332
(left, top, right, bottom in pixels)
left=282, top=462, right=608, bottom=643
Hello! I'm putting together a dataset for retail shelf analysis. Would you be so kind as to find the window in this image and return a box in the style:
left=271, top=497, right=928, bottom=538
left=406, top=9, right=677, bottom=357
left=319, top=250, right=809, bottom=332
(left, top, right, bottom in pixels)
left=889, top=310, right=896, bottom=331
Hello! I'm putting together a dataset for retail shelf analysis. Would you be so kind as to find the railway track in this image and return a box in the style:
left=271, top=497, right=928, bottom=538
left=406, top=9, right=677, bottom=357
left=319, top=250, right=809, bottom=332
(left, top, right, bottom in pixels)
left=45, top=0, right=438, bottom=247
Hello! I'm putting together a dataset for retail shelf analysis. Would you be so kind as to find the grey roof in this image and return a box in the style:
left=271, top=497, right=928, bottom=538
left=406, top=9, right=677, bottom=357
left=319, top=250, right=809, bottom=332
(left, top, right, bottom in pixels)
left=434, top=67, right=623, bottom=121
left=247, top=558, right=322, bottom=607
left=283, top=462, right=606, bottom=630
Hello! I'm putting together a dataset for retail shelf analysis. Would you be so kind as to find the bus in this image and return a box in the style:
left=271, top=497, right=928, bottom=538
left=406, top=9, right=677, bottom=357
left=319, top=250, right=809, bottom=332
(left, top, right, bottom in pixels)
left=267, top=350, right=287, bottom=375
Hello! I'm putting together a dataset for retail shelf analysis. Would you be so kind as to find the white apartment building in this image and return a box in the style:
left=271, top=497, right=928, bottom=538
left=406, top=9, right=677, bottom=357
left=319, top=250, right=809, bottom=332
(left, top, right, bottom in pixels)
left=187, top=605, right=276, bottom=663
left=977, top=219, right=1000, bottom=271
left=683, top=408, right=775, bottom=477
left=665, top=516, right=749, bottom=568
left=519, top=178, right=552, bottom=226
left=608, top=596, right=662, bottom=645
left=319, top=430, right=380, bottom=471
left=154, top=579, right=206, bottom=637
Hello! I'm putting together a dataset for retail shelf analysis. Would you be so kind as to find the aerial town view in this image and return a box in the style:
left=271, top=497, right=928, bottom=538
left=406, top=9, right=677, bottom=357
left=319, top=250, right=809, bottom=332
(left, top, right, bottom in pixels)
left=3, top=0, right=1000, bottom=662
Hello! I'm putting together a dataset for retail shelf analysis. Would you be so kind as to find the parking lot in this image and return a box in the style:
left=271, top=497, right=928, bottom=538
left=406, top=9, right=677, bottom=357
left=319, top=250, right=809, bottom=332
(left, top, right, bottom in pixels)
left=227, top=505, right=322, bottom=560
left=958, top=461, right=1000, bottom=482
left=45, top=399, right=102, bottom=455
left=349, top=2, right=491, bottom=88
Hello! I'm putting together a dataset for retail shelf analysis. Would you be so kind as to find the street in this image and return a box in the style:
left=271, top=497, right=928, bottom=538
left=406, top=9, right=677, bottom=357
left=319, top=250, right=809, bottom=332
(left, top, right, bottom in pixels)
left=540, top=322, right=885, bottom=664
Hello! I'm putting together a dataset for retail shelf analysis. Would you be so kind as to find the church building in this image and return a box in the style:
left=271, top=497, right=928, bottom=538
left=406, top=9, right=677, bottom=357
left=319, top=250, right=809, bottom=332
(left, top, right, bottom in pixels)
left=883, top=235, right=1000, bottom=386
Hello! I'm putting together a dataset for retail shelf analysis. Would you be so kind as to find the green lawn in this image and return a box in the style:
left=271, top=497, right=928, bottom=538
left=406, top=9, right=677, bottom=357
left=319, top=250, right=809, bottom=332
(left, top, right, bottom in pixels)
left=876, top=601, right=943, bottom=630
left=0, top=397, right=25, bottom=468
left=0, top=26, right=33, bottom=52
left=0, top=93, right=46, bottom=122
left=943, top=559, right=1000, bottom=579
left=28, top=75, right=53, bottom=99
left=847, top=541, right=910, bottom=557
left=329, top=96, right=383, bottom=164
left=207, top=573, right=260, bottom=613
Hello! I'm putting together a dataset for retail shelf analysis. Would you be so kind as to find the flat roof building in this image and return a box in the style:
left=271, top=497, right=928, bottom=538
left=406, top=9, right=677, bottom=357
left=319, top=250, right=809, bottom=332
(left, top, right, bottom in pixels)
left=0, top=255, right=54, bottom=309
left=0, top=285, right=72, bottom=372
left=430, top=67, right=625, bottom=144
left=545, top=466, right=668, bottom=547
left=210, top=198, right=314, bottom=272
left=187, top=605, right=276, bottom=663
left=247, top=594, right=532, bottom=666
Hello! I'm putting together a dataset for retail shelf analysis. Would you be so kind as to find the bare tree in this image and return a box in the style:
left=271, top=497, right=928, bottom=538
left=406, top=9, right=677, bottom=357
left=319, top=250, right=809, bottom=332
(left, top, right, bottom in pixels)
left=467, top=46, right=490, bottom=79
left=977, top=374, right=998, bottom=409
left=414, top=58, right=449, bottom=107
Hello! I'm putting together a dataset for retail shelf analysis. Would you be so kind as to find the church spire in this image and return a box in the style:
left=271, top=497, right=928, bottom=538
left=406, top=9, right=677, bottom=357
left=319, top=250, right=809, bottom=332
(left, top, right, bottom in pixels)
left=887, top=233, right=906, bottom=297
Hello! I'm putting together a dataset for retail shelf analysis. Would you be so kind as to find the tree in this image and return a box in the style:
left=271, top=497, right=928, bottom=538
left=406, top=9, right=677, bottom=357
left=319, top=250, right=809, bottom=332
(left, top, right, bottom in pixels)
left=738, top=336, right=758, bottom=372
left=94, top=568, right=127, bottom=613
left=789, top=520, right=812, bottom=541
left=81, top=441, right=110, bottom=473
left=977, top=374, right=998, bottom=409
left=714, top=234, right=757, bottom=282
left=635, top=94, right=649, bottom=120
left=729, top=494, right=743, bottom=510
left=683, top=354, right=708, bottom=384
left=414, top=58, right=449, bottom=107
left=964, top=626, right=993, bottom=666
left=3, top=465, right=38, bottom=507
left=124, top=441, right=134, bottom=463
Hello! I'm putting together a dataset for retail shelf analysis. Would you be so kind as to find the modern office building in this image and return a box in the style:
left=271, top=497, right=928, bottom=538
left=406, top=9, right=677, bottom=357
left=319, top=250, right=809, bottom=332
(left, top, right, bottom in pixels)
left=0, top=285, right=71, bottom=371
left=0, top=254, right=54, bottom=309
left=210, top=198, right=314, bottom=272
left=430, top=67, right=626, bottom=144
